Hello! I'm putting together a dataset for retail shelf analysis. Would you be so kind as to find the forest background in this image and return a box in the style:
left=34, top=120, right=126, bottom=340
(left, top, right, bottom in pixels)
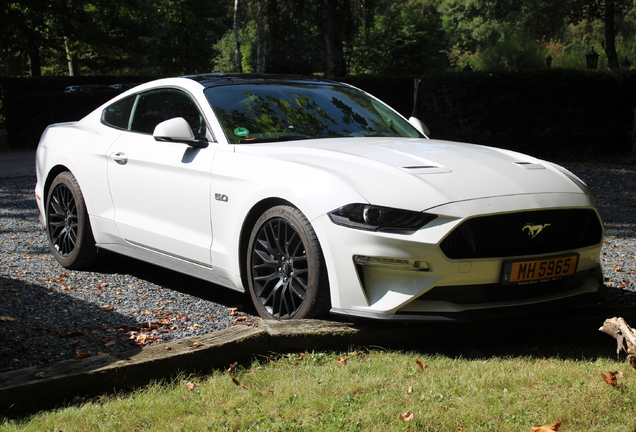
left=2, top=0, right=636, bottom=160
left=3, top=0, right=635, bottom=77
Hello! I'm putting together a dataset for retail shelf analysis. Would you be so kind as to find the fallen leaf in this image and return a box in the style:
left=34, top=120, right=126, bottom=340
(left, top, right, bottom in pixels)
left=34, top=372, right=45, bottom=379
left=0, top=316, right=16, bottom=322
left=601, top=371, right=626, bottom=388
left=186, top=382, right=198, bottom=391
left=601, top=371, right=618, bottom=386
left=531, top=421, right=562, bottom=431
left=398, top=411, right=414, bottom=422
left=192, top=342, right=203, bottom=347
left=227, top=362, right=238, bottom=373
left=415, top=358, right=427, bottom=370
left=132, top=334, right=154, bottom=345
left=407, top=386, right=414, bottom=394
left=337, top=357, right=347, bottom=365
left=99, top=305, right=115, bottom=312
left=75, top=348, right=90, bottom=360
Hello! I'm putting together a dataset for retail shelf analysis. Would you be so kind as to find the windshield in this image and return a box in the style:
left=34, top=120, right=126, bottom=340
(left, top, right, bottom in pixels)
left=204, top=83, right=423, bottom=144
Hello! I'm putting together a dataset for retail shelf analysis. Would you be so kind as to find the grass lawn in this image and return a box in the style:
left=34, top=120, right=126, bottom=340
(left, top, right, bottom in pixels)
left=2, top=315, right=636, bottom=432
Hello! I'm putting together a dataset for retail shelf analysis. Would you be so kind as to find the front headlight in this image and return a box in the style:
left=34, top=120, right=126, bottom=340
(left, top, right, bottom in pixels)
left=328, top=204, right=437, bottom=233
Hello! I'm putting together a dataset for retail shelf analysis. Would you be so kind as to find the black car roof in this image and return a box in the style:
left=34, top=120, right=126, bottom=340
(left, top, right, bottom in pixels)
left=181, top=73, right=346, bottom=89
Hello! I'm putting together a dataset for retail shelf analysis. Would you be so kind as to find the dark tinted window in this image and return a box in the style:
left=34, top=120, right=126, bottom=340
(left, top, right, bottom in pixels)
left=102, top=95, right=135, bottom=129
left=130, top=89, right=207, bottom=139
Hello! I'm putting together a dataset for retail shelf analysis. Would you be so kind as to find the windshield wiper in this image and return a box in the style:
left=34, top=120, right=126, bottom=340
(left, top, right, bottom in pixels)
left=240, top=135, right=311, bottom=144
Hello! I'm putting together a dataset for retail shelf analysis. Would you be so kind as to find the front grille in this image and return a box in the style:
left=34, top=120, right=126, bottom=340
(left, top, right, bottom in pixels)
left=440, top=209, right=602, bottom=259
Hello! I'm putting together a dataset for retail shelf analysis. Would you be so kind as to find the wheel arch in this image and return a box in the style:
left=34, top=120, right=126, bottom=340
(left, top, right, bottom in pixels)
left=238, top=197, right=294, bottom=291
left=43, top=165, right=72, bottom=204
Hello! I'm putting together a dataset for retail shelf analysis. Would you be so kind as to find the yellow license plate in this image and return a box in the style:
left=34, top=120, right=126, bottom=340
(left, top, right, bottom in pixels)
left=502, top=255, right=579, bottom=284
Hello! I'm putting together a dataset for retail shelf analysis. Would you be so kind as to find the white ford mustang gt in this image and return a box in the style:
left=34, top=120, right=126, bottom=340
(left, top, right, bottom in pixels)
left=35, top=74, right=607, bottom=321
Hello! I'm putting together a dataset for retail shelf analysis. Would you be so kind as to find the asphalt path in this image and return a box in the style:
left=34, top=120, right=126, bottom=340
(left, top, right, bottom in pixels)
left=0, top=151, right=36, bottom=177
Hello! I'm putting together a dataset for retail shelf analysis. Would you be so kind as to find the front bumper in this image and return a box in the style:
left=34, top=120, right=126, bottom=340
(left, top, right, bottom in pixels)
left=313, top=194, right=606, bottom=321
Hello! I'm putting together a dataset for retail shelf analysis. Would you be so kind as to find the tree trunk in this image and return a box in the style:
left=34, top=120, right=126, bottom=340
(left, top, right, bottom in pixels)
left=599, top=317, right=636, bottom=369
left=64, top=37, right=78, bottom=76
left=233, top=0, right=243, bottom=73
left=321, top=0, right=346, bottom=78
left=604, top=0, right=619, bottom=70
left=27, top=45, right=41, bottom=77
left=256, top=0, right=266, bottom=73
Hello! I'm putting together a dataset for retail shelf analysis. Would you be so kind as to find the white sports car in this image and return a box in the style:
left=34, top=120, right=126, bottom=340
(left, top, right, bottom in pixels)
left=35, top=74, right=607, bottom=321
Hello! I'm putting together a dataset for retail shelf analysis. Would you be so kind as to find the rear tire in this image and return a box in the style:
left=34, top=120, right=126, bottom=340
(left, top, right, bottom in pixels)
left=247, top=205, right=330, bottom=319
left=46, top=172, right=98, bottom=269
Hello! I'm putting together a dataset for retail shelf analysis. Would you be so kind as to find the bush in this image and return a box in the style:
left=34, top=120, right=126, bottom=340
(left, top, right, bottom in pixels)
left=2, top=72, right=635, bottom=161
left=0, top=76, right=153, bottom=150
left=345, top=69, right=636, bottom=160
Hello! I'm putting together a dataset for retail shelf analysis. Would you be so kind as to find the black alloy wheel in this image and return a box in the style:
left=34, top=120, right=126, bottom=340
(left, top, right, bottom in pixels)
left=247, top=205, right=330, bottom=319
left=46, top=172, right=98, bottom=269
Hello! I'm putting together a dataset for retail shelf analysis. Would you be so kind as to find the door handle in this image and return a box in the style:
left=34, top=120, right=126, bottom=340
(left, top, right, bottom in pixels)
left=111, top=152, right=128, bottom=165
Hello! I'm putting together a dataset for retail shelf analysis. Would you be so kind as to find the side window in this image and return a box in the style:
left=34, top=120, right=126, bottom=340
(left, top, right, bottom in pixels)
left=129, top=89, right=207, bottom=139
left=102, top=95, right=135, bottom=129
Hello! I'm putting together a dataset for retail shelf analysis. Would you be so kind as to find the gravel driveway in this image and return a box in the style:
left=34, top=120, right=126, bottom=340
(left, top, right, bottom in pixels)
left=1, top=162, right=635, bottom=372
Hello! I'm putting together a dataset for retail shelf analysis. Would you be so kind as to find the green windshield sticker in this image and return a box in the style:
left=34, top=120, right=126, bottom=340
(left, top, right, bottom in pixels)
left=234, top=127, right=250, bottom=136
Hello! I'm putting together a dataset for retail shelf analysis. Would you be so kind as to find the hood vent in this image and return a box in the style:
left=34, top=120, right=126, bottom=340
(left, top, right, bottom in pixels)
left=514, top=161, right=546, bottom=170
left=402, top=165, right=453, bottom=174
left=404, top=165, right=438, bottom=169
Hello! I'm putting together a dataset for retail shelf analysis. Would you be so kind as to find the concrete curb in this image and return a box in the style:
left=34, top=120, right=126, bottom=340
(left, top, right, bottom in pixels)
left=0, top=320, right=361, bottom=416
left=2, top=304, right=634, bottom=416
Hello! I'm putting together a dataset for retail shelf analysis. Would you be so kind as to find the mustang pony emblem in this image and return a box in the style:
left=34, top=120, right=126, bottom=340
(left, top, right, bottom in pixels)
left=522, top=223, right=551, bottom=238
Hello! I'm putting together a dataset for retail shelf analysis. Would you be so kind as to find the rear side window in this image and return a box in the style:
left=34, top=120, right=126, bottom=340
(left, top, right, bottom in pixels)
left=102, top=95, right=135, bottom=129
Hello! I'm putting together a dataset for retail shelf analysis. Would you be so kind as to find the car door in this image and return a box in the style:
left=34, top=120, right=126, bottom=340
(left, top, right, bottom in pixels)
left=106, top=88, right=215, bottom=266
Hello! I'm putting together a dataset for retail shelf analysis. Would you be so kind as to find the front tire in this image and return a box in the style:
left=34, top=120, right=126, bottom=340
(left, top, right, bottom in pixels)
left=247, top=205, right=330, bottom=319
left=46, top=171, right=98, bottom=269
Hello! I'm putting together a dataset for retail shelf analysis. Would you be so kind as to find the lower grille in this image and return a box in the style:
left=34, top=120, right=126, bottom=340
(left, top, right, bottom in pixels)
left=440, top=209, right=602, bottom=259
left=415, top=269, right=593, bottom=305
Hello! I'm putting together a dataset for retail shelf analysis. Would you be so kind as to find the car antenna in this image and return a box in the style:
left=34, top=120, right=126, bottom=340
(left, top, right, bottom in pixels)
left=410, top=78, right=421, bottom=119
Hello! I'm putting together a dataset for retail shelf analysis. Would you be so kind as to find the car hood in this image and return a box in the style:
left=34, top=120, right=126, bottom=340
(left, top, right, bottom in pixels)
left=240, top=137, right=586, bottom=211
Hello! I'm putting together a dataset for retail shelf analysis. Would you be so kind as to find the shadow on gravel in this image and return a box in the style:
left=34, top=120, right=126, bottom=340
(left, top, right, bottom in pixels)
left=89, top=252, right=257, bottom=315
left=0, top=275, right=142, bottom=373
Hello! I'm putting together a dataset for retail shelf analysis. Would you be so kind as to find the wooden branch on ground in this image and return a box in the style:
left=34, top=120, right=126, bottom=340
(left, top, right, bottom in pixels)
left=599, top=317, right=636, bottom=370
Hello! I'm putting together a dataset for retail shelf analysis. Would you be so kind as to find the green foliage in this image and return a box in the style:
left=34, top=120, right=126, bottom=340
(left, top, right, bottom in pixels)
left=5, top=0, right=636, bottom=77
left=441, top=0, right=636, bottom=72
left=1, top=0, right=230, bottom=77
left=350, top=1, right=449, bottom=75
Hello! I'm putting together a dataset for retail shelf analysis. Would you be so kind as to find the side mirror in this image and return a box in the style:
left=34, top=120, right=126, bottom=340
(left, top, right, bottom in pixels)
left=153, top=117, right=208, bottom=148
left=408, top=117, right=430, bottom=138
